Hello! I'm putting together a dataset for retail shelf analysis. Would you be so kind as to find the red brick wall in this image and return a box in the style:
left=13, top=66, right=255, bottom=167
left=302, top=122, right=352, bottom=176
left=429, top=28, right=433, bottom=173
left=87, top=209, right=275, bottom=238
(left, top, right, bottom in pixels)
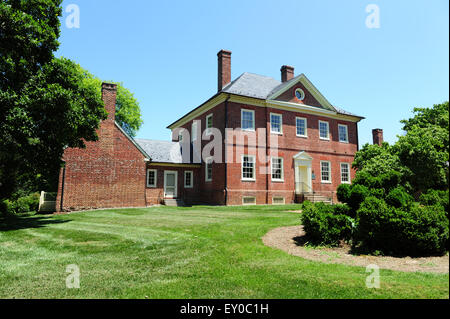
left=56, top=84, right=148, bottom=211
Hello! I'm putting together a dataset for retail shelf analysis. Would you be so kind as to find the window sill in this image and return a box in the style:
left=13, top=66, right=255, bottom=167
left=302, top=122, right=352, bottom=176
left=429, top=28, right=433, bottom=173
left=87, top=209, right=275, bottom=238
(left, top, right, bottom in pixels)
left=296, top=135, right=308, bottom=138
left=319, top=137, right=330, bottom=141
left=271, top=131, right=283, bottom=135
left=271, top=179, right=284, bottom=183
left=321, top=181, right=332, bottom=184
left=242, top=178, right=256, bottom=182
left=147, top=185, right=157, bottom=188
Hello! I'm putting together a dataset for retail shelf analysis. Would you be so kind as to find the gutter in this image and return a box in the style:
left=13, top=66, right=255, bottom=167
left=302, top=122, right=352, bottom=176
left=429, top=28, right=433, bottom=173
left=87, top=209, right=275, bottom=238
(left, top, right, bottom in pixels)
left=224, top=94, right=230, bottom=205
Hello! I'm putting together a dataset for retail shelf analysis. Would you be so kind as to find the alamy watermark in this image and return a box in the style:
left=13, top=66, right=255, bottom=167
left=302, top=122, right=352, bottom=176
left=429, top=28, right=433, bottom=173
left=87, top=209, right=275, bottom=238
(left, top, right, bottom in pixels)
left=65, top=4, right=80, bottom=29
left=365, top=264, right=380, bottom=289
left=66, top=264, right=80, bottom=289
left=365, top=4, right=380, bottom=29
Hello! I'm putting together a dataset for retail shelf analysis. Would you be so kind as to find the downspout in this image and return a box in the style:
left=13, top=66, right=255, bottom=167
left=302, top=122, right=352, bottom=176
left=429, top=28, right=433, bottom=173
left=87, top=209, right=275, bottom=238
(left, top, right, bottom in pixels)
left=59, top=163, right=66, bottom=212
left=224, top=94, right=230, bottom=205
left=265, top=106, right=269, bottom=204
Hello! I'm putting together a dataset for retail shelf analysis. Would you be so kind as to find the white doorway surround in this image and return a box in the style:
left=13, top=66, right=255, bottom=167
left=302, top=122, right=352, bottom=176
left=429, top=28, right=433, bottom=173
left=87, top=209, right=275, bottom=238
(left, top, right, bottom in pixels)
left=164, top=170, right=178, bottom=198
left=293, top=151, right=313, bottom=194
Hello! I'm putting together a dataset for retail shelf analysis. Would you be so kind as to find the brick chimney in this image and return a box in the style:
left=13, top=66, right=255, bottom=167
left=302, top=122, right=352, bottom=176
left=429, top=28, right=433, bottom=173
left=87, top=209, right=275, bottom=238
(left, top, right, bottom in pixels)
left=281, top=65, right=294, bottom=82
left=218, top=50, right=232, bottom=92
left=102, top=82, right=117, bottom=122
left=372, top=128, right=384, bottom=146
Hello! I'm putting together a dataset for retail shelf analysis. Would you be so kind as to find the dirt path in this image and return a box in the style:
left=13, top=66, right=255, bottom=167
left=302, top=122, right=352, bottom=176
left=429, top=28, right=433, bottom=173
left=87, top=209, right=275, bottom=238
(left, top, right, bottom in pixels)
left=262, top=225, right=449, bottom=274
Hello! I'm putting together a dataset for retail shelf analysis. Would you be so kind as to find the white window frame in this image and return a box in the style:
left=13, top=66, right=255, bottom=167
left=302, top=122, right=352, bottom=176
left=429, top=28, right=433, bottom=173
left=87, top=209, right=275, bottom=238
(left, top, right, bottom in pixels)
left=340, top=163, right=351, bottom=184
left=338, top=124, right=349, bottom=143
left=270, top=113, right=283, bottom=135
left=241, top=109, right=255, bottom=131
left=205, top=113, right=213, bottom=135
left=242, top=196, right=257, bottom=205
left=241, top=154, right=256, bottom=181
left=320, top=161, right=332, bottom=184
left=271, top=157, right=284, bottom=182
left=205, top=157, right=213, bottom=182
left=147, top=169, right=157, bottom=188
left=296, top=117, right=307, bottom=138
left=191, top=121, right=198, bottom=142
left=272, top=197, right=286, bottom=205
left=319, top=120, right=330, bottom=140
left=184, top=170, right=193, bottom=188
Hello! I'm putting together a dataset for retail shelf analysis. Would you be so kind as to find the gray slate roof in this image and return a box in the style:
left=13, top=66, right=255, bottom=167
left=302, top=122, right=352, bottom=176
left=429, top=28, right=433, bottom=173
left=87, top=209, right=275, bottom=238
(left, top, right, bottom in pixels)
left=221, top=72, right=363, bottom=118
left=134, top=139, right=183, bottom=163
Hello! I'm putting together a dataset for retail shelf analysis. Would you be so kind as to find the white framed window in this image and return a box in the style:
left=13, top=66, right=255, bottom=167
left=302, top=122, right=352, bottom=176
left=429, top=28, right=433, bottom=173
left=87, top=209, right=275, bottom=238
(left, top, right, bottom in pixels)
left=147, top=169, right=157, bottom=188
left=295, top=88, right=305, bottom=101
left=191, top=121, right=198, bottom=141
left=340, top=163, right=351, bottom=184
left=272, top=197, right=285, bottom=205
left=270, top=113, right=282, bottom=134
left=206, top=113, right=213, bottom=135
left=338, top=124, right=349, bottom=143
left=184, top=170, right=193, bottom=188
left=241, top=109, right=255, bottom=131
left=320, top=161, right=331, bottom=183
left=296, top=117, right=307, bottom=137
left=319, top=120, right=329, bottom=140
left=205, top=157, right=213, bottom=182
left=241, top=155, right=256, bottom=181
left=271, top=157, right=284, bottom=182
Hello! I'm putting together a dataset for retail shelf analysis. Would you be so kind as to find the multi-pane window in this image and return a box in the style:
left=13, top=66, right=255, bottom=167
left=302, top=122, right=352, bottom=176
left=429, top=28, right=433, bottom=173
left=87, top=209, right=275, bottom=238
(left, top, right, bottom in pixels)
left=241, top=109, right=255, bottom=131
left=205, top=158, right=213, bottom=182
left=147, top=169, right=157, bottom=187
left=321, top=161, right=331, bottom=183
left=271, top=157, right=284, bottom=181
left=270, top=113, right=282, bottom=134
left=191, top=121, right=198, bottom=141
left=340, top=163, right=350, bottom=183
left=184, top=171, right=193, bottom=188
left=242, top=155, right=256, bottom=180
left=296, top=117, right=307, bottom=137
left=319, top=121, right=329, bottom=140
left=206, top=114, right=213, bottom=135
left=338, top=124, right=348, bottom=143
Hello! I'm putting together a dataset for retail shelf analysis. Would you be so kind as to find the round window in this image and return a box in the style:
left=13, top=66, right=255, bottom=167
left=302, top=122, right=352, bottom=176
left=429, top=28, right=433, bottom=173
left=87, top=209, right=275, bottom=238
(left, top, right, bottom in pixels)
left=295, top=88, right=305, bottom=100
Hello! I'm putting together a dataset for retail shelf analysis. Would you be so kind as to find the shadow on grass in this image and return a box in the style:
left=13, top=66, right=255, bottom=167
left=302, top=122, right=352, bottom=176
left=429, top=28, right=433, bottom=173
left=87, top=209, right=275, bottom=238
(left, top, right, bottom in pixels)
left=0, top=215, right=71, bottom=232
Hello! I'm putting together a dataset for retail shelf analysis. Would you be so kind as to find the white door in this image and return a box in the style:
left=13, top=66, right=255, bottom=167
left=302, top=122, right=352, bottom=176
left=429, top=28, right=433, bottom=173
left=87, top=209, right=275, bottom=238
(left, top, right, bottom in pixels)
left=164, top=171, right=178, bottom=198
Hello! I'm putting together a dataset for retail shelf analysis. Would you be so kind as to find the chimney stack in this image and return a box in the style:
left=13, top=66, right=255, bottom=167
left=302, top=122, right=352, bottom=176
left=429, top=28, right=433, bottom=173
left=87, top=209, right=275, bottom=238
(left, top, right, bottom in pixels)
left=218, top=50, right=232, bottom=92
left=101, top=82, right=117, bottom=122
left=372, top=128, right=384, bottom=146
left=281, top=65, right=294, bottom=82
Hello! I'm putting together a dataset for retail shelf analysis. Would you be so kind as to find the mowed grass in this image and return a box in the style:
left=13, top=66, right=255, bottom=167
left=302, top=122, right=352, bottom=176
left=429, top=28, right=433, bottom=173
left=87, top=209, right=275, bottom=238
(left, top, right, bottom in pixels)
left=0, top=205, right=448, bottom=299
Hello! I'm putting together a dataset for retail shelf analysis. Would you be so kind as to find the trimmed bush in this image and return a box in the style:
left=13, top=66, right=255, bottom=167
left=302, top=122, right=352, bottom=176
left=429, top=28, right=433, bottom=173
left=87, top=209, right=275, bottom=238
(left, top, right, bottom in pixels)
left=386, top=186, right=414, bottom=208
left=301, top=202, right=353, bottom=246
left=419, top=189, right=449, bottom=213
left=0, top=193, right=40, bottom=216
left=336, top=184, right=351, bottom=203
left=355, top=196, right=448, bottom=256
left=348, top=184, right=369, bottom=211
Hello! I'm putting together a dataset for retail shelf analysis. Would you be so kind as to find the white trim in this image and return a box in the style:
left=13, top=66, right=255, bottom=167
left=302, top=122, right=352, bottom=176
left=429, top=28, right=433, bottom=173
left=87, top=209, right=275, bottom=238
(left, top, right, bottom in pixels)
left=205, top=113, right=213, bottom=136
left=295, top=116, right=308, bottom=138
left=338, top=124, right=349, bottom=143
left=320, top=161, right=332, bottom=184
left=271, top=157, right=284, bottom=182
left=163, top=170, right=178, bottom=198
left=205, top=157, right=213, bottom=182
left=241, top=154, right=256, bottom=181
left=184, top=170, right=193, bottom=188
left=340, top=162, right=351, bottom=184
left=319, top=120, right=330, bottom=140
left=270, top=112, right=283, bottom=135
left=241, top=109, right=255, bottom=131
left=146, top=169, right=157, bottom=188
left=267, top=74, right=336, bottom=112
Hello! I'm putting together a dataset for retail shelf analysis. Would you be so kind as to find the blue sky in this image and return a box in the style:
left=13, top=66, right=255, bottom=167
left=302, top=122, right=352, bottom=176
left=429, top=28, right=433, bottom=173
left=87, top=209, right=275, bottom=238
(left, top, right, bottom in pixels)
left=56, top=0, right=449, bottom=147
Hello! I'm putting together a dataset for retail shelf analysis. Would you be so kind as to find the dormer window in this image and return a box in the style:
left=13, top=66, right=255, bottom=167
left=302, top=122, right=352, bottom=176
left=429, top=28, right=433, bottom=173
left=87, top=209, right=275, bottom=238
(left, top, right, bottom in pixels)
left=295, top=88, right=305, bottom=101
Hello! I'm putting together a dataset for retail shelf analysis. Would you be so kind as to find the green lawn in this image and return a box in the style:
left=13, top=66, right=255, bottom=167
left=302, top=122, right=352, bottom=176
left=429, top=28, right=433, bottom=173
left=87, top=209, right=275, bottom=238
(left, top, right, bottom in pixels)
left=0, top=205, right=448, bottom=299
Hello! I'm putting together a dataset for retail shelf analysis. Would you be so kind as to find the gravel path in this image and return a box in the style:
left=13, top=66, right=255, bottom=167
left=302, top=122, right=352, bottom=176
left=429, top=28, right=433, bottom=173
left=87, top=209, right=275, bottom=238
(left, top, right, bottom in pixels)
left=262, top=225, right=449, bottom=274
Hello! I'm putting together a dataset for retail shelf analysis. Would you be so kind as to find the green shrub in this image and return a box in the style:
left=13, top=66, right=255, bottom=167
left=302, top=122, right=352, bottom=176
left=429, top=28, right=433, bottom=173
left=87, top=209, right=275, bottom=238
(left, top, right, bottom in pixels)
left=336, top=184, right=351, bottom=203
left=301, top=202, right=353, bottom=246
left=355, top=196, right=448, bottom=256
left=0, top=193, right=40, bottom=216
left=348, top=184, right=369, bottom=211
left=420, top=189, right=449, bottom=213
left=0, top=199, right=15, bottom=217
left=386, top=186, right=413, bottom=208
